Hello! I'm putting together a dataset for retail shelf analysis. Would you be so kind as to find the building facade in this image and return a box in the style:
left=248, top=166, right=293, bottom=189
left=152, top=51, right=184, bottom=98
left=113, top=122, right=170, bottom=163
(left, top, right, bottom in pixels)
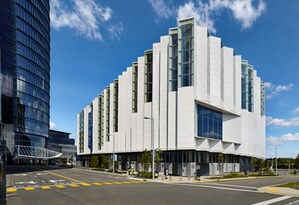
left=47, top=130, right=76, bottom=161
left=77, top=18, right=266, bottom=176
left=0, top=0, right=50, bottom=161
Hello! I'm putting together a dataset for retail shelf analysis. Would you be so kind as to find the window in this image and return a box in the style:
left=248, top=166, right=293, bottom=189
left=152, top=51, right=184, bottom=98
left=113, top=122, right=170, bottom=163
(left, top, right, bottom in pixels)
left=144, top=51, right=153, bottom=102
left=260, top=83, right=266, bottom=116
left=179, top=23, right=194, bottom=87
left=98, top=94, right=104, bottom=149
left=79, top=111, right=84, bottom=153
left=241, top=60, right=254, bottom=112
left=197, top=105, right=223, bottom=140
left=113, top=80, right=119, bottom=131
left=132, top=63, right=138, bottom=112
left=169, top=33, right=178, bottom=91
left=106, top=88, right=110, bottom=141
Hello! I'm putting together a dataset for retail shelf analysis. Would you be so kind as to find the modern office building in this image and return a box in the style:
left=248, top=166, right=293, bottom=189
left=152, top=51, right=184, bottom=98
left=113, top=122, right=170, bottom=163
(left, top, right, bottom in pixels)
left=0, top=0, right=50, bottom=162
left=77, top=18, right=266, bottom=176
left=47, top=130, right=76, bottom=161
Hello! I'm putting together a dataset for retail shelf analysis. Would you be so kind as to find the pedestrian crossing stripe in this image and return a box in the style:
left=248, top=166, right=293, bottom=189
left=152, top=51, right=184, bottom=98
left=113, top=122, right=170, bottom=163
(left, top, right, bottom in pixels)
left=81, top=183, right=92, bottom=186
left=41, top=186, right=51, bottom=190
left=6, top=180, right=148, bottom=193
left=6, top=188, right=17, bottom=193
left=24, top=187, right=35, bottom=191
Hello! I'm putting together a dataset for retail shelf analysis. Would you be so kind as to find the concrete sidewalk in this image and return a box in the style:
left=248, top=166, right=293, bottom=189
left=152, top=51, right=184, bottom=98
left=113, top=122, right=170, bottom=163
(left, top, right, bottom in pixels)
left=258, top=186, right=299, bottom=197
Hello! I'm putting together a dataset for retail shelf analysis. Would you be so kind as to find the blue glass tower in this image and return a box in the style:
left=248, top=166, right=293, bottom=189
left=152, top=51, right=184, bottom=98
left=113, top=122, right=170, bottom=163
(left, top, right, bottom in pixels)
left=0, top=0, right=50, bottom=158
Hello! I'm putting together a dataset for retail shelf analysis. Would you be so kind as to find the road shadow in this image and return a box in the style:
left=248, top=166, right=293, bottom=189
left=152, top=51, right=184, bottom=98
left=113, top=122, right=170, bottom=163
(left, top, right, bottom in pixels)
left=6, top=165, right=70, bottom=175
left=0, top=170, right=7, bottom=205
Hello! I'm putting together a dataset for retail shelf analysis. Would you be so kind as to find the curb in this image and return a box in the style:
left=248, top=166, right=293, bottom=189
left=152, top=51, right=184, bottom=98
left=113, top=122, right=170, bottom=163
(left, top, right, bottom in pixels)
left=258, top=186, right=299, bottom=197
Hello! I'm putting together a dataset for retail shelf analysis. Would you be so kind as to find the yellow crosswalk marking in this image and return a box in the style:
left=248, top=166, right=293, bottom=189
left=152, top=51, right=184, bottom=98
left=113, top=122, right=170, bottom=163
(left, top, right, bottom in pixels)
left=81, top=183, right=92, bottom=186
left=69, top=184, right=79, bottom=188
left=93, top=183, right=102, bottom=186
left=56, top=185, right=66, bottom=189
left=24, top=187, right=35, bottom=191
left=41, top=186, right=51, bottom=190
left=6, top=188, right=17, bottom=193
left=103, top=182, right=113, bottom=185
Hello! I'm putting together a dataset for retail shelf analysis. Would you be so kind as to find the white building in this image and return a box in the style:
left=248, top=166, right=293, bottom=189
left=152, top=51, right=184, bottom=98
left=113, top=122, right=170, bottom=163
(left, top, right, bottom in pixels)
left=77, top=18, right=266, bottom=176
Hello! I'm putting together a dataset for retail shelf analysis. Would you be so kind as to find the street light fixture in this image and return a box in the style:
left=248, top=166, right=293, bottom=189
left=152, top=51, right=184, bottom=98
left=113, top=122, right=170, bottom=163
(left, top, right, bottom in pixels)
left=144, top=116, right=154, bottom=180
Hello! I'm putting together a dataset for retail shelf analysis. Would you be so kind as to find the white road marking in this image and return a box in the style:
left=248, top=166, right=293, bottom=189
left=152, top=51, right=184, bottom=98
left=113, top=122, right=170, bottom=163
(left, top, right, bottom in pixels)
left=49, top=179, right=66, bottom=183
left=177, top=183, right=261, bottom=193
left=251, top=196, right=292, bottom=205
left=15, top=181, right=37, bottom=185
left=37, top=173, right=47, bottom=176
left=207, top=183, right=257, bottom=189
left=41, top=180, right=45, bottom=183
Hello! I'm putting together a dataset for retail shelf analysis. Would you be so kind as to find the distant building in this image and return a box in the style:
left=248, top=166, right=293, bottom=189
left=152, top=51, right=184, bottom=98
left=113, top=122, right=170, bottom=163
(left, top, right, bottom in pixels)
left=77, top=18, right=265, bottom=176
left=47, top=130, right=76, bottom=160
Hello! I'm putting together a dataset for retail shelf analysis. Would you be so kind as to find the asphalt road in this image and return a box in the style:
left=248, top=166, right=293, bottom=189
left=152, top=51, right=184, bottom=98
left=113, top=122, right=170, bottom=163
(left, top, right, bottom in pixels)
left=4, top=166, right=299, bottom=205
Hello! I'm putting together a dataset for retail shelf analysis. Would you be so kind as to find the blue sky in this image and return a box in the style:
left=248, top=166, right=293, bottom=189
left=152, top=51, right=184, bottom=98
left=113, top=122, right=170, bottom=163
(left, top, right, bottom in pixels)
left=49, top=0, right=299, bottom=158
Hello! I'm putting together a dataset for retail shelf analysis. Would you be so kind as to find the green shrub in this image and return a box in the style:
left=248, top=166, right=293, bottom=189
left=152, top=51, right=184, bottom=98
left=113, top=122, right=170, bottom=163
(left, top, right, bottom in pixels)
left=137, top=171, right=152, bottom=178
left=223, top=172, right=245, bottom=178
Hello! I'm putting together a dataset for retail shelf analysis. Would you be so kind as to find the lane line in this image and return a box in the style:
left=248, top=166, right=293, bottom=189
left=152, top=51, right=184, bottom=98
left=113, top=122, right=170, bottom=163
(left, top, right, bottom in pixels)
left=251, top=196, right=292, bottom=205
left=32, top=167, right=86, bottom=184
left=92, top=183, right=102, bottom=186
left=177, top=183, right=261, bottom=193
left=56, top=185, right=66, bottom=189
left=103, top=182, right=113, bottom=185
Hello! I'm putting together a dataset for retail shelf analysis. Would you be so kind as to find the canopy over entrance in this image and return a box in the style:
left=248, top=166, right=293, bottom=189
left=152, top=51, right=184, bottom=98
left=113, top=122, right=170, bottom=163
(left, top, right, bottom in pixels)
left=13, top=145, right=62, bottom=160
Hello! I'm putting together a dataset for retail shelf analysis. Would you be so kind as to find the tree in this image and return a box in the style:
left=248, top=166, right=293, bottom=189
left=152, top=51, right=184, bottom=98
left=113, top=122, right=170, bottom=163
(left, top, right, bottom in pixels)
left=252, top=158, right=264, bottom=172
left=295, top=154, right=299, bottom=169
left=100, top=155, right=109, bottom=169
left=141, top=149, right=151, bottom=172
left=90, top=155, right=99, bottom=168
left=154, top=149, right=163, bottom=172
left=217, top=153, right=224, bottom=175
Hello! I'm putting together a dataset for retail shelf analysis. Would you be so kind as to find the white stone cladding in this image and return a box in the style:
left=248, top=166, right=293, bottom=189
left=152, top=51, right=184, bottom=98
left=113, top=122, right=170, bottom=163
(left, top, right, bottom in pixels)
left=77, top=18, right=265, bottom=160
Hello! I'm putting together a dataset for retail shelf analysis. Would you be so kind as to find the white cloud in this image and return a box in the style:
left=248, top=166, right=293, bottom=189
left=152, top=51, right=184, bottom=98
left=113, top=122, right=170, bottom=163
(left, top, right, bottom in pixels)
left=149, top=0, right=266, bottom=33
left=209, top=0, right=266, bottom=29
left=292, top=106, right=299, bottom=114
left=107, top=22, right=125, bottom=40
left=147, top=0, right=176, bottom=19
left=50, top=121, right=56, bottom=129
left=267, top=132, right=299, bottom=146
left=266, top=116, right=299, bottom=127
left=264, top=82, right=294, bottom=99
left=178, top=1, right=216, bottom=33
left=50, top=0, right=123, bottom=41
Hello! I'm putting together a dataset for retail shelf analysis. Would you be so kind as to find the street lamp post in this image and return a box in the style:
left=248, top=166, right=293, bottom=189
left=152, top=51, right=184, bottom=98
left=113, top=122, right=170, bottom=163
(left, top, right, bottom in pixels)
left=144, top=117, right=154, bottom=180
left=275, top=145, right=281, bottom=176
left=108, top=134, right=115, bottom=173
